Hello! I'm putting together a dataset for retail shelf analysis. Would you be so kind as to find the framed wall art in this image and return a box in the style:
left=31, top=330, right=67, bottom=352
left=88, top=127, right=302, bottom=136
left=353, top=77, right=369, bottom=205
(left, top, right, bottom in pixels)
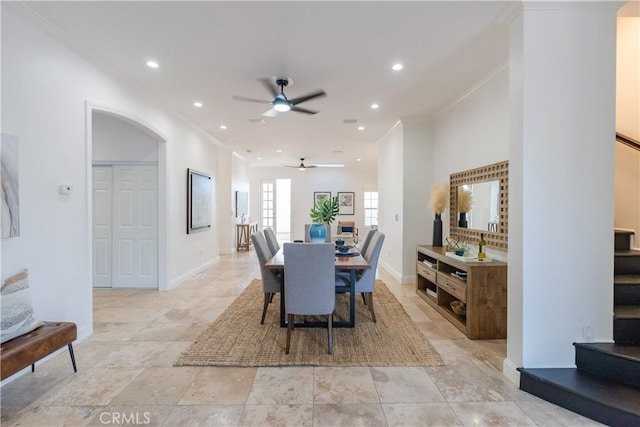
left=187, top=168, right=212, bottom=234
left=313, top=191, right=331, bottom=206
left=337, top=192, right=354, bottom=215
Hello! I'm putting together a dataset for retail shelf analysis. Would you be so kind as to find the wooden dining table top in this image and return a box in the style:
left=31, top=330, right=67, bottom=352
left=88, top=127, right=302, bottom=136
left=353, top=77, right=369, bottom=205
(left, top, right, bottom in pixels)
left=265, top=247, right=370, bottom=270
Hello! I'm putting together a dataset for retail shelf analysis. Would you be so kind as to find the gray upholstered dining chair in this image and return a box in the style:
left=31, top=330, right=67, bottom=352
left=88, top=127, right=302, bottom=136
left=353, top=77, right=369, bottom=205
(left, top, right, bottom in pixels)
left=283, top=242, right=336, bottom=354
left=263, top=227, right=280, bottom=255
left=336, top=232, right=385, bottom=322
left=359, top=229, right=377, bottom=255
left=250, top=231, right=281, bottom=324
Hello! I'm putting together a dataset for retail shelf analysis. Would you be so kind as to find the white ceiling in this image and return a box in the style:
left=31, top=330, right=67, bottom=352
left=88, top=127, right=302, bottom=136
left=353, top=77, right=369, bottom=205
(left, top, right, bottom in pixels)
left=14, top=1, right=514, bottom=168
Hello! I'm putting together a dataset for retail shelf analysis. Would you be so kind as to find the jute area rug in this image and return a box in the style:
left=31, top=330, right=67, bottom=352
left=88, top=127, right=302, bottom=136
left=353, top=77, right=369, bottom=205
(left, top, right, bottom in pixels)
left=175, top=279, right=443, bottom=367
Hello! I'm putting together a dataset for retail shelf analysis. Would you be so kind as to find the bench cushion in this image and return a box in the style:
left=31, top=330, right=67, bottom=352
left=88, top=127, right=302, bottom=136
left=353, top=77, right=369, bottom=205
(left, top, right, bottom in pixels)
left=1, top=322, right=77, bottom=380
left=1, top=269, right=43, bottom=343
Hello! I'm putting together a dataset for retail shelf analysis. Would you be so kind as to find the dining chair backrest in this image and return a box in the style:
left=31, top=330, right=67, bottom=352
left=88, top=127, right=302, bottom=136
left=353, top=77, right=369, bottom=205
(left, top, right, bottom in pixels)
left=359, top=229, right=377, bottom=255
left=357, top=232, right=386, bottom=293
left=283, top=242, right=335, bottom=316
left=263, top=227, right=280, bottom=255
left=250, top=232, right=280, bottom=294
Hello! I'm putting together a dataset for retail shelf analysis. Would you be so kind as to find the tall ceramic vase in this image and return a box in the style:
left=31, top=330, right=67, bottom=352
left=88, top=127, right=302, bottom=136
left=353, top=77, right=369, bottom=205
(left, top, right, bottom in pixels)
left=458, top=212, right=468, bottom=228
left=309, top=223, right=327, bottom=243
left=433, top=213, right=443, bottom=247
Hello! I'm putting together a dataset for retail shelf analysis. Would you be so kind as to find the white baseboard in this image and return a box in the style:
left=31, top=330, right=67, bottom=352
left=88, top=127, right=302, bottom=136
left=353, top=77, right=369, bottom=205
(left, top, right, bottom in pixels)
left=378, top=260, right=402, bottom=283
left=503, top=357, right=521, bottom=387
left=170, top=257, right=220, bottom=289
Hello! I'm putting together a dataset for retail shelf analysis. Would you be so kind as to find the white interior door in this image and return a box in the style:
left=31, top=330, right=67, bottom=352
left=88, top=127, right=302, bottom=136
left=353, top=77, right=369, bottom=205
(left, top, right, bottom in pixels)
left=112, top=165, right=158, bottom=288
left=92, top=167, right=112, bottom=288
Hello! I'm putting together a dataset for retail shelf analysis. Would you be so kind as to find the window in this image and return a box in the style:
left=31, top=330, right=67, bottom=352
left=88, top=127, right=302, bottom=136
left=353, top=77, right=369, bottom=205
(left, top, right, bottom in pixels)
left=261, top=180, right=274, bottom=229
left=363, top=192, right=378, bottom=227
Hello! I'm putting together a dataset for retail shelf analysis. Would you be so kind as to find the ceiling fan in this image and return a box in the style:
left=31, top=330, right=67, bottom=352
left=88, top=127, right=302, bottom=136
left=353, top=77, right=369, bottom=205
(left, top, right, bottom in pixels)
left=285, top=158, right=317, bottom=170
left=233, top=77, right=326, bottom=116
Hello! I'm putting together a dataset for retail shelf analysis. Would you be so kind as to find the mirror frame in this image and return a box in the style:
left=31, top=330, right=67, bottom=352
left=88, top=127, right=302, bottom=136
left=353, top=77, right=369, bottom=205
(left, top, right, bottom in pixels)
left=449, top=160, right=509, bottom=250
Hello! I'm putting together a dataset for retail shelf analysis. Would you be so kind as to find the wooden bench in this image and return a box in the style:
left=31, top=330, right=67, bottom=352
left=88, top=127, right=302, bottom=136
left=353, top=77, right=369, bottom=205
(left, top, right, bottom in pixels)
left=1, top=321, right=77, bottom=381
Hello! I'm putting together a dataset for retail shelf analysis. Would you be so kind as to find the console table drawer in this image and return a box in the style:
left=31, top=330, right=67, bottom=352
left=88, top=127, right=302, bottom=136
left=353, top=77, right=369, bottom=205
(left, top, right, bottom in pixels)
left=437, top=272, right=466, bottom=302
left=416, top=262, right=436, bottom=282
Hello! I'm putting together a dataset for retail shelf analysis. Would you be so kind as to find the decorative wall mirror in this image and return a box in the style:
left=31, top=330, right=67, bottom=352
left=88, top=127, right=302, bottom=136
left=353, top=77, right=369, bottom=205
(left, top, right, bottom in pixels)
left=449, top=160, right=509, bottom=250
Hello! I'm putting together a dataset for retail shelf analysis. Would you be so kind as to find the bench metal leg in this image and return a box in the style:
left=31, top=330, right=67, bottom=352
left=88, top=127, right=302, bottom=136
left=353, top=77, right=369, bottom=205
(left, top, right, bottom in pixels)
left=68, top=343, right=77, bottom=373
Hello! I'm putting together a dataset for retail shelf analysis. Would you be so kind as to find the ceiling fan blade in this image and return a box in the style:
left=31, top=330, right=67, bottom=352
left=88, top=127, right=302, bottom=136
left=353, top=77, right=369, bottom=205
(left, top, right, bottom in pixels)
left=262, top=108, right=279, bottom=117
left=290, top=105, right=318, bottom=115
left=232, top=95, right=272, bottom=104
left=259, top=77, right=279, bottom=97
left=289, top=90, right=326, bottom=106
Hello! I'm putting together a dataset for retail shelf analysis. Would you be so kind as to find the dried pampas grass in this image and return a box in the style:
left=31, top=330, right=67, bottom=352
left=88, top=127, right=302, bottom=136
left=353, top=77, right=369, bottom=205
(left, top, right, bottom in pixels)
left=457, top=187, right=473, bottom=213
left=428, top=183, right=449, bottom=214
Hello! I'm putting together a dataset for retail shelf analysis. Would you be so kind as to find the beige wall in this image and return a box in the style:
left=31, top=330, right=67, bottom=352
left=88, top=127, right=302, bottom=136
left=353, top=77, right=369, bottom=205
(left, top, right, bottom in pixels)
left=615, top=16, right=640, bottom=245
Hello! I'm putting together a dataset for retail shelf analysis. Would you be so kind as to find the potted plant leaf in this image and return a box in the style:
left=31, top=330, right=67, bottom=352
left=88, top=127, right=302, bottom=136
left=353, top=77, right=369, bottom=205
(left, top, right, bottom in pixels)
left=309, top=196, right=339, bottom=242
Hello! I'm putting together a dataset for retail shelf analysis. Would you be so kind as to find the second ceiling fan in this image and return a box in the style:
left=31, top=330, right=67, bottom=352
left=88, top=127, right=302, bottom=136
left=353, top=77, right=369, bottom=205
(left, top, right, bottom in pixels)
left=233, top=77, right=326, bottom=117
left=285, top=158, right=316, bottom=170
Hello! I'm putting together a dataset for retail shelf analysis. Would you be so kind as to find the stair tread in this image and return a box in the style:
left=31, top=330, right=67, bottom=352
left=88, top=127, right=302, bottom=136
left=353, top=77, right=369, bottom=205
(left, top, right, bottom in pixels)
left=615, top=274, right=640, bottom=285
left=614, top=305, right=640, bottom=318
left=575, top=342, right=640, bottom=362
left=615, top=228, right=636, bottom=236
left=615, top=249, right=640, bottom=257
left=520, top=368, right=640, bottom=414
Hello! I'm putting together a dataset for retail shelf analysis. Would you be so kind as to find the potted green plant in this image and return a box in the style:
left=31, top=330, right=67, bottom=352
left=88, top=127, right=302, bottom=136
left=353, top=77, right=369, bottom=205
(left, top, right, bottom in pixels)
left=309, top=196, right=339, bottom=242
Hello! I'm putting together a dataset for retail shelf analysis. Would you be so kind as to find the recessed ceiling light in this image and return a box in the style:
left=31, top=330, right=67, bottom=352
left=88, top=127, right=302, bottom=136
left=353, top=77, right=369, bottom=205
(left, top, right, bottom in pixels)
left=220, top=125, right=227, bottom=130
left=275, top=149, right=283, bottom=153
left=392, top=63, right=404, bottom=71
left=257, top=157, right=262, bottom=160
left=370, top=103, right=379, bottom=109
left=146, top=60, right=159, bottom=69
left=358, top=126, right=365, bottom=131
left=193, top=102, right=203, bottom=108
left=356, top=158, right=361, bottom=162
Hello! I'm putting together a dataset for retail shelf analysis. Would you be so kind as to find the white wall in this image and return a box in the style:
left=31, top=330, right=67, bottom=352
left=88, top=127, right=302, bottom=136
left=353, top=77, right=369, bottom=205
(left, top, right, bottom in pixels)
left=377, top=123, right=405, bottom=279
left=432, top=66, right=510, bottom=255
left=1, top=11, right=221, bottom=341
left=508, top=5, right=617, bottom=374
left=93, top=112, right=159, bottom=162
left=248, top=165, right=377, bottom=241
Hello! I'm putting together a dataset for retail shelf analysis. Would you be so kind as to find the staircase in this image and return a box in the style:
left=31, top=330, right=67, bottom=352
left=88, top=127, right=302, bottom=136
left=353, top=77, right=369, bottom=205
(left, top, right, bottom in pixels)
left=614, top=229, right=640, bottom=345
left=518, top=229, right=640, bottom=426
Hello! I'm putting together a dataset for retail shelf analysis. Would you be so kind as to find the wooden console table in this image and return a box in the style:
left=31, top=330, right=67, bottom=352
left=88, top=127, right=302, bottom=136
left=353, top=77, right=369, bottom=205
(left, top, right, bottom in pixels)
left=236, top=222, right=258, bottom=251
left=416, top=245, right=507, bottom=339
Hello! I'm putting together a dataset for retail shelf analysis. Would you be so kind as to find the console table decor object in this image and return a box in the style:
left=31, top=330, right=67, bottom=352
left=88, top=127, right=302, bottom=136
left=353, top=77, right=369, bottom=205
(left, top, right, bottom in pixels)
left=236, top=222, right=258, bottom=251
left=416, top=245, right=507, bottom=339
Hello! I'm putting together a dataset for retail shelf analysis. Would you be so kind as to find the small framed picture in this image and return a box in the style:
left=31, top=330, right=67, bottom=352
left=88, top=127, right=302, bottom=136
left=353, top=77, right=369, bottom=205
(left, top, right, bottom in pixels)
left=314, top=191, right=331, bottom=206
left=337, top=192, right=355, bottom=215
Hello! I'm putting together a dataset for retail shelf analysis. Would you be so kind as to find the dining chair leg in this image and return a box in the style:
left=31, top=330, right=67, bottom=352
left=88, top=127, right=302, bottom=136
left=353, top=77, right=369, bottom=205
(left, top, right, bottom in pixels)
left=361, top=293, right=367, bottom=306
left=261, top=293, right=270, bottom=324
left=269, top=293, right=275, bottom=303
left=286, top=313, right=294, bottom=354
left=327, top=313, right=334, bottom=354
left=366, top=292, right=376, bottom=322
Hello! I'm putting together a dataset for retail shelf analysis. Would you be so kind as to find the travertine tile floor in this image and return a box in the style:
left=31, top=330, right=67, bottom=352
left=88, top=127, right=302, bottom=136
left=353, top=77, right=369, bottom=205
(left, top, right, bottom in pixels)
left=1, top=251, right=602, bottom=426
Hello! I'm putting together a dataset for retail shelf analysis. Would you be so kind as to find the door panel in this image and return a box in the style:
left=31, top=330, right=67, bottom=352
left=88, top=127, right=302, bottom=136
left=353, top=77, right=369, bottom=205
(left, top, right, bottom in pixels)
left=92, top=167, right=112, bottom=287
left=112, top=165, right=158, bottom=288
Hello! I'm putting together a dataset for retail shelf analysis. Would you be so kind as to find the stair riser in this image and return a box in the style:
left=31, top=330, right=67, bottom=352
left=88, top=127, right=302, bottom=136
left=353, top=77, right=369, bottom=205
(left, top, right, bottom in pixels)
left=614, top=256, right=640, bottom=275
left=615, top=234, right=632, bottom=251
left=615, top=285, right=640, bottom=305
left=520, top=372, right=640, bottom=427
left=614, top=319, right=640, bottom=345
left=575, top=347, right=640, bottom=389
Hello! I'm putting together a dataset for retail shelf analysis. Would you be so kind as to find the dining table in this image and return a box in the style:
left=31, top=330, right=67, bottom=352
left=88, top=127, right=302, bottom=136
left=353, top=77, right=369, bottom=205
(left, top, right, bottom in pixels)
left=264, top=246, right=370, bottom=328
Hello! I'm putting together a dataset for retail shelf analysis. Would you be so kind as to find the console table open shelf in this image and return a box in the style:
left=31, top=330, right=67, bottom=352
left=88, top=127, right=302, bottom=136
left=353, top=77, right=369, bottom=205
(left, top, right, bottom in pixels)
left=416, top=245, right=507, bottom=339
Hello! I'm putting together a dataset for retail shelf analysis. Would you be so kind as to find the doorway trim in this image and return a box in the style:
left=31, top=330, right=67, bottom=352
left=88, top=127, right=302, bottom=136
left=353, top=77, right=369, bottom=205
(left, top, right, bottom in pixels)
left=85, top=101, right=169, bottom=291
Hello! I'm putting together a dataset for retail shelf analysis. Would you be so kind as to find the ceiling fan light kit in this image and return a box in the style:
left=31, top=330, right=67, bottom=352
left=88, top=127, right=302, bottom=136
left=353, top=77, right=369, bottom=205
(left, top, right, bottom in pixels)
left=233, top=77, right=326, bottom=115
